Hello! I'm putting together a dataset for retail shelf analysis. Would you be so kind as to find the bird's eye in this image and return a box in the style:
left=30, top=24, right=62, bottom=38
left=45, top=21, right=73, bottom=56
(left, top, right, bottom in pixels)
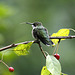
left=33, top=23, right=36, bottom=26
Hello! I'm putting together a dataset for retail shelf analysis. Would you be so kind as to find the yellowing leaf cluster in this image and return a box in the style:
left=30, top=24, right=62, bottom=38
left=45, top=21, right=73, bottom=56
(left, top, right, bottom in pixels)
left=41, top=66, right=52, bottom=75
left=51, top=29, right=70, bottom=46
left=14, top=42, right=33, bottom=56
left=41, top=54, right=68, bottom=75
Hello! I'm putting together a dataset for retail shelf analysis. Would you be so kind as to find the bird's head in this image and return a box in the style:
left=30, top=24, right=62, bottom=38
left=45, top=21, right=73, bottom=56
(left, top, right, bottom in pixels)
left=26, top=22, right=42, bottom=27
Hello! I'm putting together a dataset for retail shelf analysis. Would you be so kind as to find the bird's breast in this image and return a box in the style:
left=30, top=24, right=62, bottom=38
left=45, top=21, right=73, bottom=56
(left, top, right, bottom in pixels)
left=32, top=29, right=38, bottom=39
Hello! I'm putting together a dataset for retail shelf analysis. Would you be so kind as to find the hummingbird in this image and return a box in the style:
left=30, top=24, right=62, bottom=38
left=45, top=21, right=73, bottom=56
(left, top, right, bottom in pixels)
left=26, top=22, right=54, bottom=46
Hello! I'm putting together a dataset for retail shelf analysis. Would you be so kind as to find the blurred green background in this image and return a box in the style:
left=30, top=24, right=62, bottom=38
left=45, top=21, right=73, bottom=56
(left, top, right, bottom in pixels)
left=0, top=0, right=75, bottom=75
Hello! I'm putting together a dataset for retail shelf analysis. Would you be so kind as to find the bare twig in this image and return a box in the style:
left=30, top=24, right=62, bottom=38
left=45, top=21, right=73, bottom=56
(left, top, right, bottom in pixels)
left=0, top=41, right=33, bottom=51
left=49, top=36, right=75, bottom=39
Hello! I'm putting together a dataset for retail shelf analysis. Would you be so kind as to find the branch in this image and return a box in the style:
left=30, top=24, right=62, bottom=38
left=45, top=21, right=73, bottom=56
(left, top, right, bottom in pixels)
left=37, top=41, right=46, bottom=58
left=0, top=41, right=32, bottom=51
left=0, top=36, right=75, bottom=52
left=49, top=36, right=75, bottom=39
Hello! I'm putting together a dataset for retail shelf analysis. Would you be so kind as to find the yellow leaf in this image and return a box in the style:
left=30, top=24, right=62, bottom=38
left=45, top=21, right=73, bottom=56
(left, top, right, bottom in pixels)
left=14, top=41, right=33, bottom=56
left=41, top=66, right=68, bottom=75
left=41, top=66, right=52, bottom=75
left=51, top=29, right=70, bottom=46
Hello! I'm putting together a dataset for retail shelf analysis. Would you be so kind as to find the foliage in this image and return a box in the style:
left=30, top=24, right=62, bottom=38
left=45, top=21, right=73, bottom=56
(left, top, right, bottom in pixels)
left=0, top=0, right=75, bottom=75
left=51, top=29, right=70, bottom=46
left=0, top=28, right=75, bottom=75
left=41, top=54, right=68, bottom=75
left=41, top=66, right=52, bottom=75
left=14, top=42, right=33, bottom=56
left=46, top=54, right=61, bottom=75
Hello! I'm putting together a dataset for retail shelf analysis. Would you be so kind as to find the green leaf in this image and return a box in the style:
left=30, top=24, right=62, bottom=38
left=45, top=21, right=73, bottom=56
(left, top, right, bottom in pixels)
left=14, top=41, right=33, bottom=56
left=46, top=54, right=61, bottom=75
left=41, top=66, right=52, bottom=75
left=51, top=29, right=70, bottom=46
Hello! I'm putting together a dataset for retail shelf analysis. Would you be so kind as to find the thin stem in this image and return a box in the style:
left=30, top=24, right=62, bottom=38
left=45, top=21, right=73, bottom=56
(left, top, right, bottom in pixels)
left=1, top=60, right=9, bottom=68
left=52, top=45, right=57, bottom=55
left=52, top=43, right=59, bottom=55
left=1, top=53, right=4, bottom=61
left=56, top=43, right=59, bottom=54
left=38, top=42, right=46, bottom=58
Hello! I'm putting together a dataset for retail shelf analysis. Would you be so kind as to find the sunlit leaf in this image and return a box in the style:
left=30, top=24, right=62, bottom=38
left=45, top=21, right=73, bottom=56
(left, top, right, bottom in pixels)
left=46, top=54, right=61, bottom=75
left=41, top=66, right=68, bottom=75
left=41, top=66, right=52, bottom=75
left=14, top=41, right=33, bottom=56
left=51, top=29, right=70, bottom=46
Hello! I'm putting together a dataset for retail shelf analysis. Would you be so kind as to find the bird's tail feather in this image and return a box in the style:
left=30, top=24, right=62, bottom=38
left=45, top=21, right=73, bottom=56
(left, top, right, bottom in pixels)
left=40, top=38, right=54, bottom=46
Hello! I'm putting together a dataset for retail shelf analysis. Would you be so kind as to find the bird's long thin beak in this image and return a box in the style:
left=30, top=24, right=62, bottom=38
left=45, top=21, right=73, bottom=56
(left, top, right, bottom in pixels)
left=20, top=22, right=26, bottom=24
left=26, top=22, right=33, bottom=25
left=20, top=22, right=33, bottom=25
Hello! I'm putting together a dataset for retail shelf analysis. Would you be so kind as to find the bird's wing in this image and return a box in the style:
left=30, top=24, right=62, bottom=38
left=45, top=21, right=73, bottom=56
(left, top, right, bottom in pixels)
left=40, top=28, right=48, bottom=37
left=36, top=27, right=48, bottom=39
left=33, top=27, right=51, bottom=45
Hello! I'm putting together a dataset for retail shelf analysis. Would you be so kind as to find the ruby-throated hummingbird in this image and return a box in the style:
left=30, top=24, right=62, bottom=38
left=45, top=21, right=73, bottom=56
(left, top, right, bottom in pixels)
left=26, top=22, right=54, bottom=46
